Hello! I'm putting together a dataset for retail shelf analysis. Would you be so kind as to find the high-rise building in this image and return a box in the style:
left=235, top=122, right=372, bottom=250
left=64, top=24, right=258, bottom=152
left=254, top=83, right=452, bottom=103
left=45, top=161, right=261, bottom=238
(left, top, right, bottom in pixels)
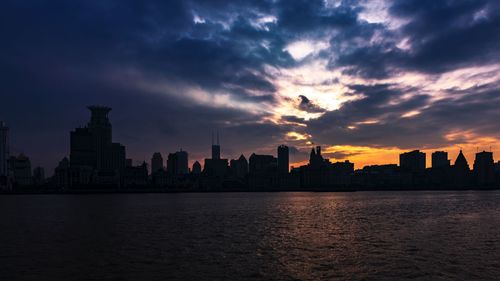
left=248, top=153, right=277, bottom=189
left=0, top=121, right=8, bottom=177
left=432, top=151, right=450, bottom=168
left=399, top=150, right=426, bottom=172
left=309, top=146, right=326, bottom=168
left=176, top=150, right=188, bottom=174
left=230, top=154, right=248, bottom=178
left=53, top=157, right=70, bottom=188
left=9, top=154, right=32, bottom=186
left=70, top=106, right=126, bottom=173
left=33, top=166, right=45, bottom=185
left=151, top=152, right=164, bottom=174
left=108, top=143, right=126, bottom=171
left=167, top=150, right=189, bottom=175
left=204, top=133, right=229, bottom=178
left=211, top=132, right=220, bottom=160
left=249, top=154, right=277, bottom=174
left=70, top=127, right=94, bottom=167
left=454, top=150, right=470, bottom=171
left=88, top=106, right=112, bottom=170
left=122, top=162, right=148, bottom=187
left=452, top=150, right=471, bottom=187
left=277, top=145, right=289, bottom=174
left=473, top=151, right=495, bottom=185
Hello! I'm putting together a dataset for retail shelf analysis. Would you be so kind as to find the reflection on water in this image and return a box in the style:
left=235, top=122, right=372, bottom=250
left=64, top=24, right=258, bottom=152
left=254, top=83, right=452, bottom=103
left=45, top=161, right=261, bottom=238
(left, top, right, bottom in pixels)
left=1, top=191, right=499, bottom=280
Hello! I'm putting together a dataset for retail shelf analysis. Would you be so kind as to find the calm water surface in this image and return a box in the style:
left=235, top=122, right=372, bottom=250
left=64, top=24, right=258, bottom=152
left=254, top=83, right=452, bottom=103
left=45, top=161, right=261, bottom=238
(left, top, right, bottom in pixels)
left=1, top=191, right=499, bottom=280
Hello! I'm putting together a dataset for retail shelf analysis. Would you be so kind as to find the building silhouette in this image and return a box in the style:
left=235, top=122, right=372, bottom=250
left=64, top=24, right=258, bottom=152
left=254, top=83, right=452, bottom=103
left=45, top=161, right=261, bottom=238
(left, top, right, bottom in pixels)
left=248, top=153, right=277, bottom=189
left=353, top=164, right=411, bottom=187
left=123, top=161, right=148, bottom=187
left=9, top=154, right=33, bottom=186
left=230, top=155, right=248, bottom=179
left=309, top=146, right=326, bottom=168
left=5, top=104, right=500, bottom=191
left=426, top=151, right=452, bottom=187
left=69, top=106, right=126, bottom=187
left=432, top=151, right=450, bottom=168
left=192, top=161, right=202, bottom=174
left=452, top=150, right=471, bottom=187
left=203, top=133, right=229, bottom=179
left=277, top=145, right=289, bottom=174
left=298, top=146, right=354, bottom=188
left=167, top=150, right=189, bottom=175
left=400, top=150, right=426, bottom=172
left=473, top=151, right=495, bottom=186
left=151, top=152, right=164, bottom=174
left=33, top=166, right=45, bottom=186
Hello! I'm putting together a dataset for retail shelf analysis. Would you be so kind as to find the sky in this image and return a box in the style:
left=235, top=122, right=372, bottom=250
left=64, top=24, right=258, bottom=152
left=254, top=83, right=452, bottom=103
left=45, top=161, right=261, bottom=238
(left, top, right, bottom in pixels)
left=1, top=0, right=500, bottom=173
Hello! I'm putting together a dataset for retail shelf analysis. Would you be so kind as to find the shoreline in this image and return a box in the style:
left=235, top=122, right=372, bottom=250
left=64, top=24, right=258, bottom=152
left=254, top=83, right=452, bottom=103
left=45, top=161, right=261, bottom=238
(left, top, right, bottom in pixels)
left=2, top=186, right=500, bottom=195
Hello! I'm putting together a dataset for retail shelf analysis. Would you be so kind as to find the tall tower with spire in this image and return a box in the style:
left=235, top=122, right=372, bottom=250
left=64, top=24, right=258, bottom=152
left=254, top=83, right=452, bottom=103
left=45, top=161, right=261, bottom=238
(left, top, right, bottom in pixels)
left=211, top=131, right=220, bottom=160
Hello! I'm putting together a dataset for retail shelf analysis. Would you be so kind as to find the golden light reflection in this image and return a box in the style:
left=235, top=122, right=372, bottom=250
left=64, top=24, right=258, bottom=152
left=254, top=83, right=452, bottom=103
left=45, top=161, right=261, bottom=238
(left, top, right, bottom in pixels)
left=285, top=132, right=311, bottom=141
left=401, top=110, right=421, bottom=118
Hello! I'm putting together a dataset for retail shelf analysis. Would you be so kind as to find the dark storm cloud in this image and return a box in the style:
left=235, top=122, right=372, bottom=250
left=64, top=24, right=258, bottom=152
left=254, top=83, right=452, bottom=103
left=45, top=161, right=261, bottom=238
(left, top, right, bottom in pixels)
left=281, top=115, right=307, bottom=124
left=333, top=0, right=500, bottom=78
left=298, top=95, right=326, bottom=113
left=276, top=0, right=359, bottom=33
left=391, top=0, right=500, bottom=73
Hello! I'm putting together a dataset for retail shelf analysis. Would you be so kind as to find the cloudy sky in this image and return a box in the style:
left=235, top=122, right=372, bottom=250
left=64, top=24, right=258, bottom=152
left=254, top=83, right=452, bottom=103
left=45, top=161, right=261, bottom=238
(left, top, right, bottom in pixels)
left=1, top=0, right=499, bottom=172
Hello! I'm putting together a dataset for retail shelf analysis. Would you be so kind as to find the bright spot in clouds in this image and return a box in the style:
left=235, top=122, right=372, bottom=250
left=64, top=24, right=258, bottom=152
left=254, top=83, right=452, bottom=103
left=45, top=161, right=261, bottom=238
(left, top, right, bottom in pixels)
left=284, top=40, right=330, bottom=61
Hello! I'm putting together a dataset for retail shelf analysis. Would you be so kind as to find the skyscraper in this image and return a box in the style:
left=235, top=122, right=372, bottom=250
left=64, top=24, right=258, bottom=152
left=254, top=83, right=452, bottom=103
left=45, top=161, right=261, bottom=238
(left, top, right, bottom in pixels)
left=176, top=150, right=189, bottom=174
left=400, top=150, right=426, bottom=172
left=167, top=150, right=189, bottom=175
left=70, top=106, right=126, bottom=171
left=87, top=106, right=112, bottom=170
left=277, top=145, right=289, bottom=174
left=432, top=151, right=450, bottom=168
left=454, top=150, right=470, bottom=171
left=0, top=121, right=8, bottom=177
left=33, top=166, right=45, bottom=185
left=309, top=146, right=325, bottom=169
left=151, top=152, right=164, bottom=174
left=204, top=133, right=228, bottom=178
left=212, top=132, right=220, bottom=160
left=9, top=154, right=32, bottom=186
left=473, top=151, right=495, bottom=185
left=452, top=150, right=471, bottom=187
left=230, top=154, right=248, bottom=178
left=249, top=154, right=277, bottom=174
left=70, top=127, right=94, bottom=167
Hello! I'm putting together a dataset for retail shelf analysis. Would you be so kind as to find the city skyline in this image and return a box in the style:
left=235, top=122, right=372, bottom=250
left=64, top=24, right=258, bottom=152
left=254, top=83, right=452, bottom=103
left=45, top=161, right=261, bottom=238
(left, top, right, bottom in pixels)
left=0, top=108, right=499, bottom=176
left=1, top=105, right=500, bottom=191
left=1, top=0, right=500, bottom=175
